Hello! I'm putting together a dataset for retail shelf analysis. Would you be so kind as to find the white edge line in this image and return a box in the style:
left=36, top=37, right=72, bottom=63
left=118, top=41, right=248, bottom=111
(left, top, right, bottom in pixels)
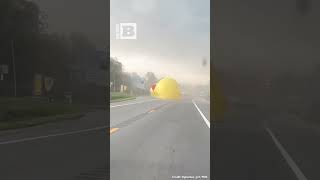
left=110, top=99, right=158, bottom=108
left=192, top=100, right=210, bottom=128
left=266, top=128, right=308, bottom=180
left=0, top=126, right=108, bottom=145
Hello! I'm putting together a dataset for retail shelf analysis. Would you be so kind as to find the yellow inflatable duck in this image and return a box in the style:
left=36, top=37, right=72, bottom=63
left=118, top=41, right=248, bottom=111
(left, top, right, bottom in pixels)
left=150, top=77, right=181, bottom=100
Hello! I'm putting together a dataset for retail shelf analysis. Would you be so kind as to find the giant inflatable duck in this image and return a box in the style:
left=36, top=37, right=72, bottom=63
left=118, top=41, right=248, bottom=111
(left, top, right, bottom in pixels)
left=150, top=77, right=181, bottom=100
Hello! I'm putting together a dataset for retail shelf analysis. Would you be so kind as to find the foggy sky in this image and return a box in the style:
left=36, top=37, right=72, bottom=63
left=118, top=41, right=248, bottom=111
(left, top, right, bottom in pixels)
left=111, top=0, right=210, bottom=86
left=32, top=0, right=108, bottom=49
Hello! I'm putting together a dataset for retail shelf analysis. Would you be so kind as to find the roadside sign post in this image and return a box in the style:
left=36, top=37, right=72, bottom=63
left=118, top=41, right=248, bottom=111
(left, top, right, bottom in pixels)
left=0, top=65, right=8, bottom=81
left=64, top=92, right=73, bottom=104
left=11, top=40, right=17, bottom=97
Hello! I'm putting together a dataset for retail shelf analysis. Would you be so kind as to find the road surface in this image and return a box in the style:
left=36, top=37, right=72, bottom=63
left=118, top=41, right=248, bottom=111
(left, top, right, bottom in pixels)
left=1, top=96, right=318, bottom=180
left=110, top=96, right=210, bottom=180
left=213, top=102, right=320, bottom=180
left=0, top=109, right=108, bottom=180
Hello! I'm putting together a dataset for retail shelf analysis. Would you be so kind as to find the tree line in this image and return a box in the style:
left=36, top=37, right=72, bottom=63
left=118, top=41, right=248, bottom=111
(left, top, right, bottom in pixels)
left=110, top=57, right=158, bottom=95
left=0, top=0, right=107, bottom=99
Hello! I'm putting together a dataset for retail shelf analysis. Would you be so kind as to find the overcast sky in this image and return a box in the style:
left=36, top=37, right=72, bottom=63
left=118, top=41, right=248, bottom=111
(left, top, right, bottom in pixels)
left=32, top=0, right=210, bottom=86
left=111, top=0, right=210, bottom=86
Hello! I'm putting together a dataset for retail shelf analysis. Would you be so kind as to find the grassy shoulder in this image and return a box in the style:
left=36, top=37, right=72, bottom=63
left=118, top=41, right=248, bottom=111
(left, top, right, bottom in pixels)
left=110, top=92, right=135, bottom=102
left=0, top=97, right=87, bottom=130
left=0, top=113, right=85, bottom=131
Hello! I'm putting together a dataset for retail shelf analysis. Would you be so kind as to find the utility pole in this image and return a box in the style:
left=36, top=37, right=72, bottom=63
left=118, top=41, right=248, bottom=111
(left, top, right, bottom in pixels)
left=11, top=40, right=17, bottom=97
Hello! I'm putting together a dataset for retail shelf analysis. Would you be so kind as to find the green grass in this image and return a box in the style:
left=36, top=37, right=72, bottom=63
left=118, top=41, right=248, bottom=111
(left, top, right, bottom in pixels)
left=110, top=92, right=135, bottom=101
left=110, top=96, right=136, bottom=103
left=0, top=97, right=86, bottom=130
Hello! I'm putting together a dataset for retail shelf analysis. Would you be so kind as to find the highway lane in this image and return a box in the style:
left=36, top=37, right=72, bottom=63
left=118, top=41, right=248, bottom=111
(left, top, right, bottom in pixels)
left=1, top=96, right=318, bottom=180
left=0, top=110, right=108, bottom=180
left=266, top=113, right=320, bottom=180
left=110, top=97, right=165, bottom=127
left=212, top=103, right=319, bottom=180
left=110, top=97, right=210, bottom=180
left=110, top=96, right=157, bottom=107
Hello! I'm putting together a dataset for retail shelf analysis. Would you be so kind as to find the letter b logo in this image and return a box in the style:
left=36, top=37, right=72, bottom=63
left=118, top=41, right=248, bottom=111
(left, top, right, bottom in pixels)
left=116, top=23, right=137, bottom=40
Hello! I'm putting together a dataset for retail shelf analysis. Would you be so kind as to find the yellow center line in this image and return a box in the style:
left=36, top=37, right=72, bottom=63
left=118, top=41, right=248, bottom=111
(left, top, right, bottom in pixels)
left=110, top=128, right=119, bottom=134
